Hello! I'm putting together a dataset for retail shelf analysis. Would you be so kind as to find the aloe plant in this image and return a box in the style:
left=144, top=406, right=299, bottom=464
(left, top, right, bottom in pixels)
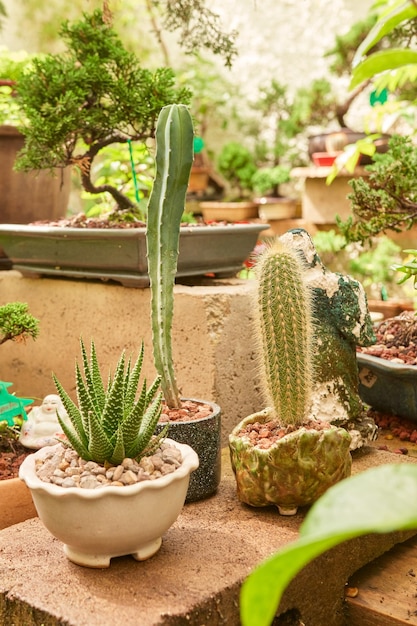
left=146, top=104, right=194, bottom=409
left=53, top=339, right=164, bottom=465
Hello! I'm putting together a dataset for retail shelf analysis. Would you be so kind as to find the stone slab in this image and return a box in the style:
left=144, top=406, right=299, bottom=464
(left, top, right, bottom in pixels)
left=0, top=448, right=416, bottom=626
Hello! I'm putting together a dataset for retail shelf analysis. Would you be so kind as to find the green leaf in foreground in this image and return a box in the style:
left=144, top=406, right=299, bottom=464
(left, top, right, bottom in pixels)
left=240, top=464, right=417, bottom=626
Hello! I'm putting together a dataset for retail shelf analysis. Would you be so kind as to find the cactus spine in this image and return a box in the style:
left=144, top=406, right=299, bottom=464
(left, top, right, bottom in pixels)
left=146, top=104, right=194, bottom=408
left=255, top=240, right=313, bottom=426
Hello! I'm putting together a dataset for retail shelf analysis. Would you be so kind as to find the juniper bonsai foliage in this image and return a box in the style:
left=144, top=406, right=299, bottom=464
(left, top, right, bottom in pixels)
left=337, top=136, right=417, bottom=244
left=14, top=8, right=192, bottom=216
left=53, top=339, right=164, bottom=465
left=0, top=302, right=39, bottom=345
left=217, top=142, right=257, bottom=200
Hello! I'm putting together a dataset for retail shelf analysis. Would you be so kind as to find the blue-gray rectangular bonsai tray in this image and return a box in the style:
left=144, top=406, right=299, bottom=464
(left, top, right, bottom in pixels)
left=357, top=351, right=417, bottom=422
left=0, top=223, right=268, bottom=288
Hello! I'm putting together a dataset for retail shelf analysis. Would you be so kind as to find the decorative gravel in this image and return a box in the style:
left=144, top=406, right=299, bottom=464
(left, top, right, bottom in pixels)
left=35, top=442, right=183, bottom=489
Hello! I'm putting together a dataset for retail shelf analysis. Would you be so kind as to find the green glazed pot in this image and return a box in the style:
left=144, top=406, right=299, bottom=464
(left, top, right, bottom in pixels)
left=229, top=408, right=352, bottom=515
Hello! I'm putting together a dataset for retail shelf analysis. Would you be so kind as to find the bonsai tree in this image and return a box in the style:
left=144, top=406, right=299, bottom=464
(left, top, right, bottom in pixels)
left=338, top=135, right=417, bottom=244
left=0, top=302, right=39, bottom=345
left=0, top=302, right=39, bottom=454
left=13, top=8, right=192, bottom=217
left=251, top=165, right=291, bottom=198
left=216, top=142, right=257, bottom=200
left=228, top=234, right=352, bottom=515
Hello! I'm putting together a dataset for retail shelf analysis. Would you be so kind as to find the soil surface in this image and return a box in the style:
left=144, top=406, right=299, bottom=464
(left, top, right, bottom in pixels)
left=30, top=213, right=236, bottom=229
left=160, top=399, right=213, bottom=423
left=31, top=213, right=147, bottom=228
left=235, top=418, right=332, bottom=449
left=0, top=437, right=32, bottom=481
left=369, top=408, right=417, bottom=456
left=358, top=312, right=417, bottom=364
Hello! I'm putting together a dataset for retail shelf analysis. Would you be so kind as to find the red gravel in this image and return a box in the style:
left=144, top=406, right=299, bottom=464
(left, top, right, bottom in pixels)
left=358, top=312, right=417, bottom=365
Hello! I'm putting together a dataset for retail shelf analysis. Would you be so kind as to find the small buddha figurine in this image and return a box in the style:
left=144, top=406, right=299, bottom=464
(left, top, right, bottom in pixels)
left=19, top=394, right=68, bottom=449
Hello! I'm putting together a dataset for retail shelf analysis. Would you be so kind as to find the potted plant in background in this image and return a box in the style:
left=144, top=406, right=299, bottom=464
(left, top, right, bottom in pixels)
left=251, top=165, right=297, bottom=221
left=0, top=301, right=39, bottom=530
left=147, top=104, right=221, bottom=503
left=0, top=9, right=266, bottom=287
left=199, top=141, right=258, bottom=222
left=228, top=234, right=352, bottom=515
left=0, top=48, right=72, bottom=226
left=19, top=338, right=199, bottom=568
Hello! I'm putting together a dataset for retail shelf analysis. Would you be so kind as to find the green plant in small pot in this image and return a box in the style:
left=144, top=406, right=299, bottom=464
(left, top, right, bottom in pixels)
left=199, top=141, right=258, bottom=222
left=228, top=237, right=352, bottom=515
left=146, top=104, right=221, bottom=502
left=0, top=301, right=39, bottom=460
left=19, top=338, right=199, bottom=568
left=251, top=165, right=297, bottom=221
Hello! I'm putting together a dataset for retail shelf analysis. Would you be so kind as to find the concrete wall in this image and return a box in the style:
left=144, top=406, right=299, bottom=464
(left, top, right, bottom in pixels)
left=0, top=271, right=264, bottom=445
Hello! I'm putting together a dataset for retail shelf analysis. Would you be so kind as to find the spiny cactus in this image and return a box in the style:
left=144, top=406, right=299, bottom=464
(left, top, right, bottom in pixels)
left=255, top=239, right=313, bottom=426
left=146, top=104, right=194, bottom=409
left=53, top=339, right=164, bottom=465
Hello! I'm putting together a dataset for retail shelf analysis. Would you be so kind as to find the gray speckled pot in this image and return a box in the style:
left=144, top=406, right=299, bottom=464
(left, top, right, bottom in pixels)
left=156, top=398, right=221, bottom=503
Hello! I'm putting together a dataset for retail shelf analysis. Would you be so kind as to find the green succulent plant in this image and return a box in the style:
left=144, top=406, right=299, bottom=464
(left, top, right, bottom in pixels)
left=0, top=302, right=39, bottom=345
left=147, top=103, right=194, bottom=409
left=53, top=339, right=164, bottom=465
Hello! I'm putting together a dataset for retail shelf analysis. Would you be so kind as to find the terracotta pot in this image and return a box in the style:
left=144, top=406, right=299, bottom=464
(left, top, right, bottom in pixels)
left=199, top=201, right=258, bottom=222
left=0, top=125, right=71, bottom=224
left=19, top=439, right=199, bottom=568
left=255, top=197, right=297, bottom=220
left=367, top=300, right=415, bottom=320
left=0, top=476, right=37, bottom=530
left=187, top=166, right=209, bottom=193
left=308, top=129, right=391, bottom=164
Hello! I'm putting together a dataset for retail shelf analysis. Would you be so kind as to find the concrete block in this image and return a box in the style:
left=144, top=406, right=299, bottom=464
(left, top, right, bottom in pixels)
left=0, top=448, right=416, bottom=626
left=0, top=271, right=263, bottom=445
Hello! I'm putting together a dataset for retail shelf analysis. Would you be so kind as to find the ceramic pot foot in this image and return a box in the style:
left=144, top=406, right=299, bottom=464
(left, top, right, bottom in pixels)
left=277, top=505, right=298, bottom=516
left=63, top=545, right=112, bottom=568
left=132, top=537, right=162, bottom=561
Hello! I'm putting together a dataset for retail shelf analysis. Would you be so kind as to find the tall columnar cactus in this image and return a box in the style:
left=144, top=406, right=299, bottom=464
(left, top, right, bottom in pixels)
left=229, top=234, right=352, bottom=513
left=53, top=339, right=163, bottom=465
left=146, top=104, right=194, bottom=409
left=255, top=240, right=313, bottom=426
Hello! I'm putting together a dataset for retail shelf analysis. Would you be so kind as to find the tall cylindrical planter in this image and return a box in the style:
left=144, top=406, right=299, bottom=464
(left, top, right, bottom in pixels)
left=156, top=398, right=221, bottom=503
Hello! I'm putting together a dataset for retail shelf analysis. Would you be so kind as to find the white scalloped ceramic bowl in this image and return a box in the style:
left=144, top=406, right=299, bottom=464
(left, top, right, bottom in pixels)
left=19, top=439, right=199, bottom=568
